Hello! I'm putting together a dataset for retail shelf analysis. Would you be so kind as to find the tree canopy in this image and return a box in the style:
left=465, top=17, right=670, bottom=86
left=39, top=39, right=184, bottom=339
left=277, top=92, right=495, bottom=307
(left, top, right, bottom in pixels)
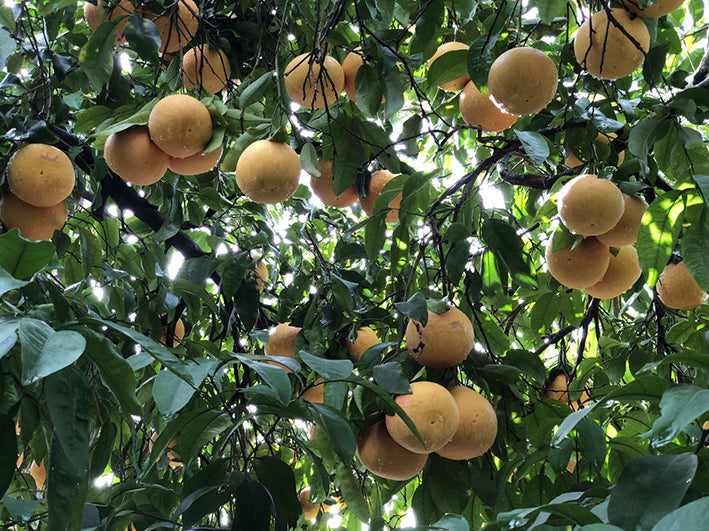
left=1, top=0, right=709, bottom=529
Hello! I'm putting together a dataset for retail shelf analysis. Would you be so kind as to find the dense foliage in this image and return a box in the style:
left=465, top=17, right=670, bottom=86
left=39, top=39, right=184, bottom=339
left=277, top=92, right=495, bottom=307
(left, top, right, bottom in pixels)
left=1, top=0, right=709, bottom=529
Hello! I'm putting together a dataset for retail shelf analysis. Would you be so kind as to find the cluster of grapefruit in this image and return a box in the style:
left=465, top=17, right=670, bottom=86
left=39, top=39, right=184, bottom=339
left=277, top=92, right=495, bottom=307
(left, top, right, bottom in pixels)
left=428, top=42, right=558, bottom=132
left=0, top=143, right=75, bottom=240
left=104, top=94, right=219, bottom=185
left=546, top=174, right=645, bottom=299
left=85, top=0, right=230, bottom=94
left=572, top=2, right=686, bottom=81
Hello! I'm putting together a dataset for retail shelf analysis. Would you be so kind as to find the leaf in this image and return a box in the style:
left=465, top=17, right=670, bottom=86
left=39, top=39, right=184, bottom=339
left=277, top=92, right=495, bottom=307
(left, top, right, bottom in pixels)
left=312, top=403, right=356, bottom=465
left=467, top=33, right=498, bottom=89
left=680, top=207, right=709, bottom=292
left=650, top=497, right=709, bottom=531
left=232, top=479, right=272, bottom=531
left=235, top=354, right=292, bottom=406
left=373, top=362, right=412, bottom=394
left=253, top=456, right=301, bottom=528
left=300, top=142, right=319, bottom=176
left=239, top=70, right=273, bottom=109
left=0, top=319, right=19, bottom=360
left=394, top=292, right=428, bottom=326
left=432, top=513, right=469, bottom=531
left=628, top=115, right=669, bottom=164
left=636, top=189, right=686, bottom=288
left=643, top=385, right=709, bottom=446
left=78, top=20, right=118, bottom=89
left=123, top=12, right=160, bottom=60
left=220, top=253, right=249, bottom=299
left=0, top=25, right=15, bottom=69
left=45, top=367, right=89, bottom=471
left=47, top=434, right=88, bottom=531
left=0, top=229, right=55, bottom=279
left=19, top=319, right=86, bottom=385
left=607, top=454, right=698, bottom=531
left=0, top=266, right=28, bottom=297
left=428, top=48, right=469, bottom=88
left=0, top=414, right=16, bottom=498
left=537, top=0, right=567, bottom=24
left=576, top=417, right=607, bottom=470
left=332, top=120, right=364, bottom=195
left=298, top=351, right=353, bottom=379
left=355, top=63, right=383, bottom=115
left=1, top=496, right=39, bottom=525
left=481, top=218, right=536, bottom=288
left=153, top=369, right=196, bottom=417
left=515, top=130, right=550, bottom=167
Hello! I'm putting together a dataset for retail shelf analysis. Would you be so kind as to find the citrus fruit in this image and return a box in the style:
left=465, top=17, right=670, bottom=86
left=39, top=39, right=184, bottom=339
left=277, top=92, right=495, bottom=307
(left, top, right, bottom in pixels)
left=459, top=81, right=518, bottom=132
left=309, top=158, right=358, bottom=207
left=621, top=0, right=685, bottom=18
left=385, top=381, right=460, bottom=454
left=435, top=387, right=497, bottom=460
left=405, top=306, right=475, bottom=368
left=7, top=143, right=75, bottom=207
left=487, top=47, right=558, bottom=115
left=564, top=132, right=625, bottom=168
left=247, top=260, right=269, bottom=292
left=84, top=0, right=134, bottom=42
left=345, top=326, right=379, bottom=363
left=168, top=144, right=223, bottom=176
left=182, top=45, right=231, bottom=93
left=105, top=125, right=169, bottom=185
left=148, top=94, right=212, bottom=158
left=160, top=317, right=185, bottom=346
left=235, top=139, right=301, bottom=204
left=429, top=42, right=470, bottom=91
left=545, top=374, right=591, bottom=411
left=545, top=236, right=611, bottom=289
left=29, top=460, right=46, bottom=489
left=342, top=48, right=366, bottom=101
left=356, top=421, right=429, bottom=480
left=299, top=487, right=321, bottom=520
left=557, top=174, right=625, bottom=236
left=574, top=9, right=650, bottom=80
left=656, top=261, right=708, bottom=310
left=359, top=169, right=401, bottom=222
left=596, top=194, right=647, bottom=246
left=0, top=192, right=67, bottom=241
left=284, top=53, right=344, bottom=109
left=585, top=245, right=641, bottom=299
left=301, top=378, right=325, bottom=404
left=264, top=322, right=302, bottom=371
left=148, top=0, right=199, bottom=53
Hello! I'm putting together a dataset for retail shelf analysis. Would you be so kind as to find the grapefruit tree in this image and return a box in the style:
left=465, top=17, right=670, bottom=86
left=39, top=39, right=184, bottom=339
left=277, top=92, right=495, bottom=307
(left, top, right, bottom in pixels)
left=0, top=1, right=708, bottom=530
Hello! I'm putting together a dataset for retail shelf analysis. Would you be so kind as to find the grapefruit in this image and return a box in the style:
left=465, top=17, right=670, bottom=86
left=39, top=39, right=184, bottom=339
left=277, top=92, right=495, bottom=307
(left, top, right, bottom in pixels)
left=621, top=0, right=685, bottom=18
left=148, top=0, right=200, bottom=53
left=359, top=169, right=401, bottom=222
left=84, top=0, right=134, bottom=42
left=356, top=421, right=429, bottom=480
left=7, top=143, right=75, bottom=207
left=309, top=158, right=358, bottom=207
left=557, top=174, right=625, bottom=236
left=459, top=81, right=518, bottom=132
left=545, top=236, right=611, bottom=289
left=656, top=261, right=708, bottom=310
left=0, top=192, right=67, bottom=240
left=284, top=53, right=344, bottom=109
left=235, top=139, right=301, bottom=204
left=429, top=42, right=470, bottom=91
left=182, top=45, right=231, bottom=93
left=585, top=245, right=642, bottom=299
left=596, top=193, right=647, bottom=246
left=105, top=125, right=169, bottom=185
left=405, top=306, right=475, bottom=368
left=435, top=387, right=497, bottom=460
left=168, top=144, right=223, bottom=176
left=148, top=94, right=212, bottom=158
left=345, top=326, right=379, bottom=363
left=264, top=322, right=302, bottom=371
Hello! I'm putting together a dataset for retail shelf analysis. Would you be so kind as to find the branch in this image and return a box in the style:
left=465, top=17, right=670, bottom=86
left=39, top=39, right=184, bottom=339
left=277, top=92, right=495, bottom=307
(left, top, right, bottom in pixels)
left=534, top=298, right=600, bottom=357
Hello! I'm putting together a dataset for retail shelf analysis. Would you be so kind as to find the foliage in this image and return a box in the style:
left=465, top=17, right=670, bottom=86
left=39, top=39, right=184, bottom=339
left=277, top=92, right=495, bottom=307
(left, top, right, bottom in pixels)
left=0, top=0, right=708, bottom=529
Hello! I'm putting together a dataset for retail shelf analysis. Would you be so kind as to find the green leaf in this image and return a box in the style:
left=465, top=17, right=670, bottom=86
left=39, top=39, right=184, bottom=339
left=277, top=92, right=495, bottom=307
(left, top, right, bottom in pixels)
left=300, top=142, right=319, bottom=176
left=636, top=189, right=686, bottom=288
left=19, top=319, right=86, bottom=385
left=537, top=0, right=566, bottom=24
left=232, top=479, right=272, bottom=531
left=253, top=456, right=301, bottom=528
left=467, top=34, right=498, bottom=89
left=643, top=43, right=670, bottom=87
left=123, top=12, right=160, bottom=60
left=45, top=367, right=89, bottom=472
left=0, top=6, right=16, bottom=31
left=153, top=369, right=196, bottom=417
left=650, top=497, right=709, bottom=531
left=644, top=385, right=709, bottom=446
left=235, top=354, right=292, bottom=406
left=299, top=351, right=353, bottom=380
left=428, top=49, right=468, bottom=88
left=335, top=462, right=370, bottom=522
left=239, top=71, right=273, bottom=109
left=220, top=253, right=249, bottom=299
left=0, top=319, right=19, bottom=359
left=355, top=63, right=383, bottom=115
left=628, top=116, right=669, bottom=164
left=0, top=266, right=28, bottom=297
left=576, top=417, right=607, bottom=470
left=332, top=120, right=364, bottom=195
left=47, top=434, right=88, bottom=531
left=0, top=414, right=16, bottom=498
left=78, top=20, right=118, bottom=89
left=394, top=292, right=428, bottom=326
left=680, top=207, right=709, bottom=292
left=432, top=514, right=469, bottom=531
left=1, top=496, right=39, bottom=525
left=0, top=26, right=15, bottom=69
left=373, top=362, right=412, bottom=394
left=365, top=214, right=386, bottom=261
left=0, top=229, right=55, bottom=279
left=312, top=403, right=356, bottom=464
left=607, top=454, right=698, bottom=531
left=514, top=130, right=550, bottom=167
left=481, top=218, right=536, bottom=288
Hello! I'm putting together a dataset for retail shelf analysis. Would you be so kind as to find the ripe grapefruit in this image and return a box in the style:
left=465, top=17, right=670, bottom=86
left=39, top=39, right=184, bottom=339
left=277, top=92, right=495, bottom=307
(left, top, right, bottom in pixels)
left=264, top=322, right=302, bottom=371
left=342, top=48, right=366, bottom=101
left=284, top=53, right=344, bottom=109
left=435, top=387, right=497, bottom=460
left=621, top=0, right=685, bottom=18
left=301, top=378, right=325, bottom=404
left=309, top=158, right=358, bottom=207
left=429, top=42, right=470, bottom=91
left=182, top=45, right=231, bottom=93
left=345, top=326, right=379, bottom=363
left=299, top=487, right=321, bottom=520
left=545, top=374, right=591, bottom=411
left=545, top=236, right=611, bottom=289
left=356, top=421, right=429, bottom=480
left=0, top=192, right=67, bottom=241
left=405, top=306, right=475, bottom=368
left=160, top=317, right=185, bottom=346
left=459, top=81, right=518, bottom=132
left=105, top=125, right=169, bottom=185
left=235, top=139, right=301, bottom=204
left=168, top=144, right=223, bottom=176
left=487, top=47, right=558, bottom=115
left=385, top=381, right=460, bottom=454
left=596, top=193, right=647, bottom=246
left=557, top=174, right=625, bottom=236
left=656, top=261, right=708, bottom=310
left=359, top=169, right=401, bottom=222
left=148, top=94, right=213, bottom=158
left=7, top=143, right=75, bottom=207
left=84, top=0, right=134, bottom=42
left=585, top=245, right=641, bottom=299
left=148, top=0, right=200, bottom=53
left=574, top=9, right=650, bottom=80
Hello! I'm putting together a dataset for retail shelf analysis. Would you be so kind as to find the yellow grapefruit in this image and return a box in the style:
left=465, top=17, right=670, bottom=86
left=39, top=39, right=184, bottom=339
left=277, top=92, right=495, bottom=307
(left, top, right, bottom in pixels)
left=284, top=53, right=344, bottom=109
left=309, top=158, right=358, bottom=208
left=557, top=174, right=625, bottom=236
left=7, top=143, right=75, bottom=207
left=235, top=140, right=301, bottom=204
left=105, top=125, right=169, bottom=185
left=345, top=326, right=379, bottom=363
left=656, top=261, right=708, bottom=310
left=545, top=236, right=611, bottom=289
left=168, top=145, right=223, bottom=176
left=182, top=45, right=231, bottom=93
left=459, top=81, right=518, bottom=132
left=621, top=0, right=685, bottom=18
left=356, top=421, right=429, bottom=480
left=0, top=192, right=67, bottom=240
left=585, top=245, right=641, bottom=299
left=148, top=94, right=212, bottom=158
left=596, top=194, right=647, bottom=246
left=405, top=306, right=475, bottom=368
left=435, top=387, right=497, bottom=460
left=148, top=0, right=200, bottom=53
left=359, top=169, right=401, bottom=222
left=264, top=322, right=302, bottom=371
left=429, top=42, right=470, bottom=91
